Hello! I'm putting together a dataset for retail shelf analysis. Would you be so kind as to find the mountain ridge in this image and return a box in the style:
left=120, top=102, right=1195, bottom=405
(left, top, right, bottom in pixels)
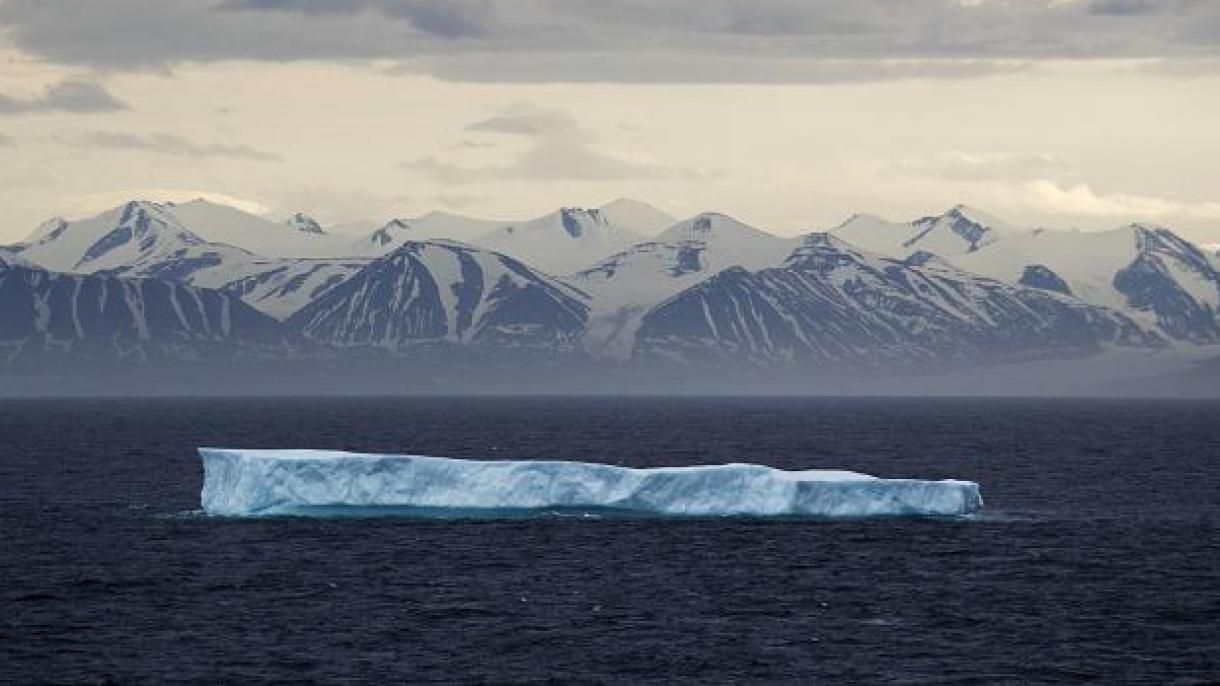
left=3, top=198, right=1217, bottom=389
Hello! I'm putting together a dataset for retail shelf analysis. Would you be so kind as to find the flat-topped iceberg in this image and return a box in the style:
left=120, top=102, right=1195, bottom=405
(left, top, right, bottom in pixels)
left=198, top=449, right=982, bottom=519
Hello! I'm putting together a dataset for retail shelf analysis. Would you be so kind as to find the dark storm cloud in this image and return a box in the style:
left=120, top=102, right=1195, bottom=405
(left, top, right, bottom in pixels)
left=403, top=55, right=1031, bottom=84
left=1089, top=0, right=1177, bottom=16
left=0, top=79, right=129, bottom=115
left=1, top=1, right=1219, bottom=81
left=53, top=131, right=282, bottom=162
left=215, top=0, right=494, bottom=38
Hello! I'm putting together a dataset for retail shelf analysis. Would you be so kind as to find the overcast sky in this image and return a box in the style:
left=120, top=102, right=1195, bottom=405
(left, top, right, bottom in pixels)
left=1, top=0, right=1219, bottom=243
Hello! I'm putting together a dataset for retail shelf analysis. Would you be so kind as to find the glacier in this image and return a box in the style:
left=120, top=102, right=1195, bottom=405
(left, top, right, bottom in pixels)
left=198, top=448, right=983, bottom=519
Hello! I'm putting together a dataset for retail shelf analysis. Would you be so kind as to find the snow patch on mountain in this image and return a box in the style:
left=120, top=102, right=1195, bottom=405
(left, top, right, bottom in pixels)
left=15, top=201, right=212, bottom=274
left=347, top=211, right=504, bottom=256
left=350, top=219, right=415, bottom=256
left=473, top=207, right=643, bottom=275
left=0, top=259, right=292, bottom=366
left=954, top=224, right=1220, bottom=342
left=596, top=198, right=676, bottom=237
left=289, top=241, right=589, bottom=352
left=634, top=232, right=1160, bottom=367
left=283, top=212, right=325, bottom=235
left=830, top=205, right=1017, bottom=260
left=570, top=213, right=799, bottom=358
left=216, top=258, right=371, bottom=321
left=164, top=199, right=351, bottom=257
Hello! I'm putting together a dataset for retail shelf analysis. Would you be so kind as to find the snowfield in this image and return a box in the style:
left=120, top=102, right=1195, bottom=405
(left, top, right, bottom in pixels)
left=198, top=448, right=984, bottom=519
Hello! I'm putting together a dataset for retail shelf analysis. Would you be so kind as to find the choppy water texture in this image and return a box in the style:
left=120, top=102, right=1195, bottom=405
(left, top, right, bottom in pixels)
left=1, top=396, right=1217, bottom=683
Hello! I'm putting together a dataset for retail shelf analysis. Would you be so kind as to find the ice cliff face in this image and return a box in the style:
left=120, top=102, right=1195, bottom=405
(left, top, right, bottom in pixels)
left=198, top=448, right=984, bottom=519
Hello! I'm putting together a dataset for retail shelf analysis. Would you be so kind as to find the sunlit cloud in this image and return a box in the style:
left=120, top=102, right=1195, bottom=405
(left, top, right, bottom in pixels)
left=56, top=189, right=272, bottom=220
left=1020, top=180, right=1220, bottom=221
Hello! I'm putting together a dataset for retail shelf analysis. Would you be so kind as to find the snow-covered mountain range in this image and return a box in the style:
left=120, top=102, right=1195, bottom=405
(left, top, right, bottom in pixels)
left=828, top=205, right=1015, bottom=259
left=288, top=241, right=589, bottom=352
left=634, top=233, right=1157, bottom=368
left=954, top=224, right=1220, bottom=343
left=571, top=212, right=798, bottom=358
left=3, top=197, right=1218, bottom=389
left=476, top=207, right=644, bottom=275
left=0, top=253, right=294, bottom=368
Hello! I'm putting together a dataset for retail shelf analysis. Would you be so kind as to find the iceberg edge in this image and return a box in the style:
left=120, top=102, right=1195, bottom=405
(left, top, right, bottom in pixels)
left=198, top=448, right=983, bottom=519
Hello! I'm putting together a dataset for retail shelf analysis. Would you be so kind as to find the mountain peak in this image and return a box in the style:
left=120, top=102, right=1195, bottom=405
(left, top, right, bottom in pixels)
left=1129, top=221, right=1171, bottom=235
left=784, top=231, right=865, bottom=269
left=416, top=209, right=477, bottom=223
left=557, top=207, right=610, bottom=236
left=831, top=213, right=904, bottom=235
left=366, top=218, right=413, bottom=247
left=936, top=204, right=1016, bottom=233
left=664, top=212, right=746, bottom=236
left=284, top=212, right=325, bottom=235
left=797, top=231, right=853, bottom=250
left=596, top=198, right=676, bottom=237
left=117, top=199, right=182, bottom=227
left=600, top=197, right=654, bottom=209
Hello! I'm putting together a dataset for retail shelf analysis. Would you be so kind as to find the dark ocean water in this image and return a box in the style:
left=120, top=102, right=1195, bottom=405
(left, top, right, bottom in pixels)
left=1, top=396, right=1217, bottom=684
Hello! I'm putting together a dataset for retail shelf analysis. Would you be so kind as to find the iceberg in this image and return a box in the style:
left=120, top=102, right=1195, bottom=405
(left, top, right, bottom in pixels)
left=198, top=449, right=983, bottom=519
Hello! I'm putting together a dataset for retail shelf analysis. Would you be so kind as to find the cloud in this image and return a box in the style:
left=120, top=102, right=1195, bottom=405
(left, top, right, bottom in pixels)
left=1021, top=180, right=1220, bottom=220
left=880, top=150, right=1220, bottom=223
left=215, top=0, right=495, bottom=38
left=403, top=103, right=695, bottom=182
left=0, top=167, right=54, bottom=189
left=2, top=1, right=1219, bottom=81
left=1088, top=0, right=1177, bottom=16
left=266, top=185, right=413, bottom=223
left=466, top=105, right=575, bottom=135
left=1137, top=57, right=1220, bottom=78
left=62, top=189, right=272, bottom=218
left=399, top=55, right=1033, bottom=84
left=885, top=150, right=1065, bottom=182
left=431, top=191, right=485, bottom=209
left=53, top=131, right=282, bottom=162
left=0, top=79, right=128, bottom=115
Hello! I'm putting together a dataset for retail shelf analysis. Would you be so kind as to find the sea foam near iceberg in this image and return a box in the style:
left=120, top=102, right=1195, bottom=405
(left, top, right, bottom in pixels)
left=198, top=449, right=983, bottom=519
